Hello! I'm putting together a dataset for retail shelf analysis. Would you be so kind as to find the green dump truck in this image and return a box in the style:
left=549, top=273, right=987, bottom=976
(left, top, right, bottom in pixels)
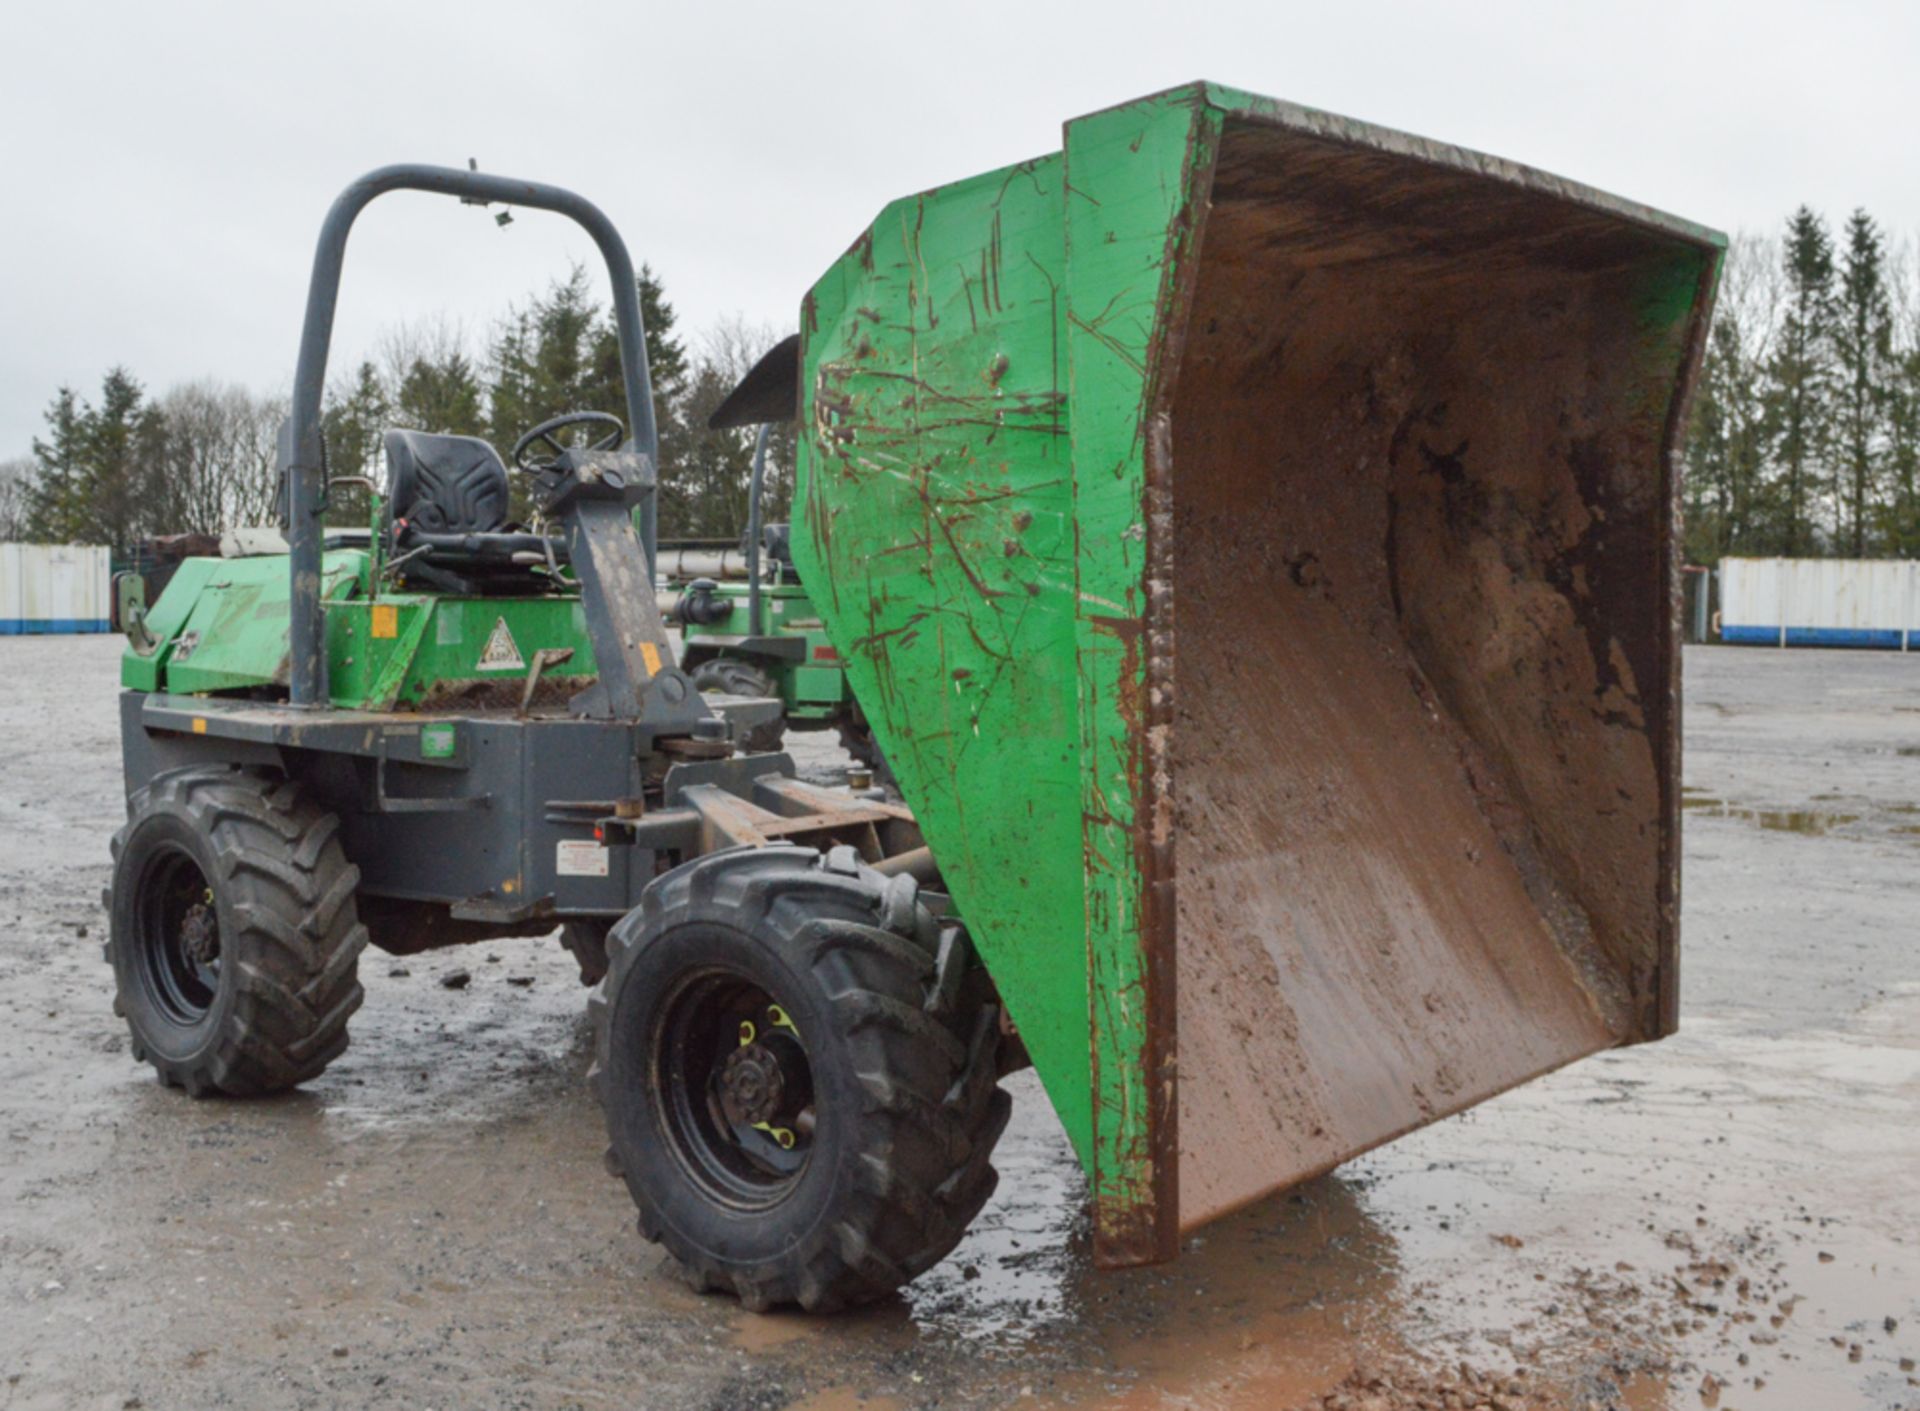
left=107, top=83, right=1722, bottom=1307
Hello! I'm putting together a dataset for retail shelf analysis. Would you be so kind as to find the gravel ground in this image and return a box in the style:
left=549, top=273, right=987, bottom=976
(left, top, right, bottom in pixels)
left=0, top=638, right=1915, bottom=1410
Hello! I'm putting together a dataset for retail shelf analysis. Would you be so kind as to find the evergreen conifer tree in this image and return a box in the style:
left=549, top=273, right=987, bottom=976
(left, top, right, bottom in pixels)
left=1832, top=210, right=1892, bottom=556
left=26, top=388, right=85, bottom=541
left=1763, top=207, right=1835, bottom=554
left=393, top=352, right=485, bottom=438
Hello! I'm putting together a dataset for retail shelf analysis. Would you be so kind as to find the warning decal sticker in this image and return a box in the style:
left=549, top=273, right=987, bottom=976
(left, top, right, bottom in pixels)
left=556, top=839, right=609, bottom=877
left=478, top=617, right=525, bottom=672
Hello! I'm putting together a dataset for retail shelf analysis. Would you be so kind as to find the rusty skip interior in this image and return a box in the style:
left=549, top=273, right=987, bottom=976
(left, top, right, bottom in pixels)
left=1160, top=116, right=1706, bottom=1227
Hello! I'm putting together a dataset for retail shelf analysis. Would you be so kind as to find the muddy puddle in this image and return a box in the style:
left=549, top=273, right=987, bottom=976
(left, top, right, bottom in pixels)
left=710, top=1014, right=1920, bottom=1411
left=1681, top=785, right=1920, bottom=845
left=1682, top=791, right=1861, bottom=835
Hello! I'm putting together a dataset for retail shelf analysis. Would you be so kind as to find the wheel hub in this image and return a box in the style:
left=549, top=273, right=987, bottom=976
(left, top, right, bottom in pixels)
left=658, top=978, right=817, bottom=1203
left=720, top=1043, right=786, bottom=1126
left=180, top=900, right=219, bottom=967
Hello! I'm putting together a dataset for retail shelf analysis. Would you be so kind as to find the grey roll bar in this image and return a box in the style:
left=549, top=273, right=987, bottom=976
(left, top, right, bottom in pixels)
left=280, top=164, right=658, bottom=708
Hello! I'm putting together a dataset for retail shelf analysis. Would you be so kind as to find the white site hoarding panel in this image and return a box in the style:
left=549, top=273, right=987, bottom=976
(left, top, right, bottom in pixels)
left=0, top=543, right=113, bottom=633
left=1719, top=557, right=1919, bottom=648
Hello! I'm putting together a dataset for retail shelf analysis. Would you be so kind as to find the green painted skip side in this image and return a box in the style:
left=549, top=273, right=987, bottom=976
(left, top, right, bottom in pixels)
left=793, top=88, right=1222, bottom=1260
left=795, top=81, right=1724, bottom=1265
left=796, top=152, right=1093, bottom=1169
left=1062, top=89, right=1221, bottom=1263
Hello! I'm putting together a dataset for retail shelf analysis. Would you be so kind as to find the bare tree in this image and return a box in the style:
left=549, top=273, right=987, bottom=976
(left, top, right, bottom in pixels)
left=1685, top=232, right=1784, bottom=561
left=668, top=316, right=798, bottom=538
left=152, top=381, right=288, bottom=534
left=0, top=456, right=33, bottom=540
left=1884, top=236, right=1920, bottom=555
left=374, top=314, right=474, bottom=399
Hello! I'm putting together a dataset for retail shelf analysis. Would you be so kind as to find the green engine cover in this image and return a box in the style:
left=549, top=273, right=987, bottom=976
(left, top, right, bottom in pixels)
left=124, top=549, right=598, bottom=709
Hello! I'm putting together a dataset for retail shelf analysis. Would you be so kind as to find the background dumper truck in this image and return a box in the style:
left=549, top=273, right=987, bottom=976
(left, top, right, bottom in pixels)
left=106, top=83, right=1722, bottom=1309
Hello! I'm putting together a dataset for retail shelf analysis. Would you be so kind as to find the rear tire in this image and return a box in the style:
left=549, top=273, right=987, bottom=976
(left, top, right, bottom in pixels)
left=689, top=657, right=786, bottom=753
left=589, top=844, right=1009, bottom=1311
left=108, top=768, right=368, bottom=1097
left=558, top=919, right=611, bottom=986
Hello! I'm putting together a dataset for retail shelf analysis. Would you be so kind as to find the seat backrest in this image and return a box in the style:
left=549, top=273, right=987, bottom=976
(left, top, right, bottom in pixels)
left=384, top=430, right=510, bottom=535
left=762, top=521, right=796, bottom=572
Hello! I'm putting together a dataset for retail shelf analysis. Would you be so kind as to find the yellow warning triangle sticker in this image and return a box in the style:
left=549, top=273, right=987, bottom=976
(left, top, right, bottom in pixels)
left=477, top=616, right=525, bottom=672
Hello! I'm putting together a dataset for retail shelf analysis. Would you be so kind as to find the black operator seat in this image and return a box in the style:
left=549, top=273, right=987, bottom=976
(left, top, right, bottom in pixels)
left=382, top=429, right=565, bottom=594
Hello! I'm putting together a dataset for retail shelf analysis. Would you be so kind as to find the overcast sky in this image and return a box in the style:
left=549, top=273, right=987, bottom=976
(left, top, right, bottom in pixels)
left=3, top=0, right=1912, bottom=458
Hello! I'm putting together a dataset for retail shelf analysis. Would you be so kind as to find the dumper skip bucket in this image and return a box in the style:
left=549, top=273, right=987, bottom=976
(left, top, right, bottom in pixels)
left=791, top=83, right=1723, bottom=1265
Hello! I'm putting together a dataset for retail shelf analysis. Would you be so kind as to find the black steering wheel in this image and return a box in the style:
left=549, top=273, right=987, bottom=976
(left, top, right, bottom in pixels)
left=512, top=411, right=626, bottom=471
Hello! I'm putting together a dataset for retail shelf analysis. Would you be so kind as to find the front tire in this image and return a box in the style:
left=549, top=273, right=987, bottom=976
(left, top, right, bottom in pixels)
left=108, top=768, right=368, bottom=1097
left=589, top=845, right=1009, bottom=1311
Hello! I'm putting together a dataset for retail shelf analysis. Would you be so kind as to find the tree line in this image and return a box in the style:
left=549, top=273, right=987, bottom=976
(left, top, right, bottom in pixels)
left=1, top=266, right=796, bottom=550
left=1684, top=207, right=1919, bottom=564
left=7, top=208, right=1918, bottom=568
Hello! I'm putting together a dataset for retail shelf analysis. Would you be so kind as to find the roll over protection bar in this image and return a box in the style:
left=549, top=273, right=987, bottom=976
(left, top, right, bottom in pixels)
left=280, top=164, right=658, bottom=708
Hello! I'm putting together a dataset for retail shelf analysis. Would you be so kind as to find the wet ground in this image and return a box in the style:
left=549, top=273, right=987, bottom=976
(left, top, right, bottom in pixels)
left=0, top=639, right=1915, bottom=1410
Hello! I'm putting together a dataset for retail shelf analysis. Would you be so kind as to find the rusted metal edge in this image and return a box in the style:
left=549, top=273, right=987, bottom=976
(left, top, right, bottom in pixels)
left=1131, top=102, right=1226, bottom=1261
left=1088, top=97, right=1227, bottom=1269
left=1653, top=252, right=1724, bottom=1037
left=1069, top=82, right=1727, bottom=256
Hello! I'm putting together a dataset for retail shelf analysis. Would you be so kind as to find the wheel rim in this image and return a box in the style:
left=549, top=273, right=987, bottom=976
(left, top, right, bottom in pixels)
left=134, top=844, right=221, bottom=1025
left=655, top=968, right=816, bottom=1210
